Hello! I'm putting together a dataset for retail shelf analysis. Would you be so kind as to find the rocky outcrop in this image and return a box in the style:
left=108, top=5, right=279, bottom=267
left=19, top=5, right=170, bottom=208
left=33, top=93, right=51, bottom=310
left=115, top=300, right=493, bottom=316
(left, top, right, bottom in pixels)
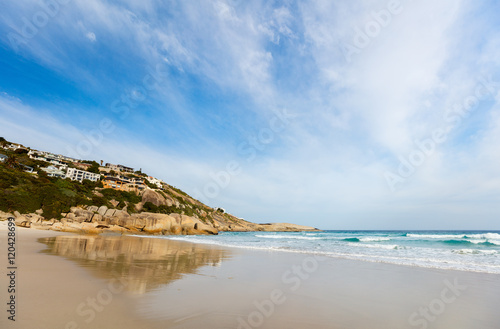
left=2, top=207, right=220, bottom=236
left=253, top=222, right=321, bottom=232
left=2, top=207, right=319, bottom=235
left=140, top=189, right=175, bottom=208
left=1, top=186, right=320, bottom=235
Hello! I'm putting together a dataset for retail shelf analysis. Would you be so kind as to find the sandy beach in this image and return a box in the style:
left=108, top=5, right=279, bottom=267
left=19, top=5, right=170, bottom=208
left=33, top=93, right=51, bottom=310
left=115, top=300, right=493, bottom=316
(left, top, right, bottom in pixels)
left=1, top=221, right=499, bottom=329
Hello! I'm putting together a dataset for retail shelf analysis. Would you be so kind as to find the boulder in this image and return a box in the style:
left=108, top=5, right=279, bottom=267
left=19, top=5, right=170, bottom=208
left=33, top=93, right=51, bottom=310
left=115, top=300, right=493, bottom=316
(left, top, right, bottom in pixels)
left=103, top=225, right=129, bottom=234
left=87, top=206, right=99, bottom=213
left=114, top=210, right=130, bottom=218
left=74, top=216, right=88, bottom=223
left=74, top=209, right=93, bottom=222
left=97, top=206, right=108, bottom=216
left=91, top=214, right=103, bottom=222
left=104, top=209, right=117, bottom=217
left=0, top=210, right=15, bottom=220
left=169, top=213, right=182, bottom=224
left=169, top=225, right=182, bottom=235
left=26, top=213, right=44, bottom=223
left=15, top=215, right=31, bottom=228
left=51, top=222, right=64, bottom=231
left=141, top=189, right=168, bottom=206
left=179, top=215, right=217, bottom=235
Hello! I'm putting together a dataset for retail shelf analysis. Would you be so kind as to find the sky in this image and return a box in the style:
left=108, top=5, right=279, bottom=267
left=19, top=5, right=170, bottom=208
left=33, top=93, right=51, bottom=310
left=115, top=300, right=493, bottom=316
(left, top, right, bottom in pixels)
left=1, top=0, right=500, bottom=230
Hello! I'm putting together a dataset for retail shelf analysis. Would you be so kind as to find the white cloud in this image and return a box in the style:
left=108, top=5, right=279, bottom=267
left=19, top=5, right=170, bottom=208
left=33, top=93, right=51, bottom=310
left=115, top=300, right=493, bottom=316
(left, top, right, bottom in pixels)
left=85, top=31, right=96, bottom=42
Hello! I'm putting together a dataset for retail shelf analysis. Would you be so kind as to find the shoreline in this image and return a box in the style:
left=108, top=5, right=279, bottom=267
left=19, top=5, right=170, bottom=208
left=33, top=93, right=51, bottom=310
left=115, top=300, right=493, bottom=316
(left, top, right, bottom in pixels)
left=1, top=221, right=499, bottom=328
left=152, top=232, right=500, bottom=275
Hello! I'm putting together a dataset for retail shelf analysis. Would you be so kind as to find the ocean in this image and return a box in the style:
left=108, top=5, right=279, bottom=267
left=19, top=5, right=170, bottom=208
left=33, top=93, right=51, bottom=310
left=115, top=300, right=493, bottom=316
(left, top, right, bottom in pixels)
left=164, top=230, right=500, bottom=274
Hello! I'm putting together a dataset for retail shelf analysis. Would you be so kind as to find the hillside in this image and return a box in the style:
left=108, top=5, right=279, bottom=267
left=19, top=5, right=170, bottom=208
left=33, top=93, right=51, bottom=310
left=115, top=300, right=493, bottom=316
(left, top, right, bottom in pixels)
left=0, top=139, right=319, bottom=235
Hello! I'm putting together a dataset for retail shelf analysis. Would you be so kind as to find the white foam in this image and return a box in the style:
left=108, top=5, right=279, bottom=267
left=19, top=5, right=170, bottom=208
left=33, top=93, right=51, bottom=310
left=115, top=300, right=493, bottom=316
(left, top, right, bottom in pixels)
left=359, top=237, right=391, bottom=242
left=453, top=249, right=498, bottom=255
left=406, top=234, right=465, bottom=239
left=463, top=239, right=500, bottom=246
left=254, top=234, right=322, bottom=240
left=466, top=233, right=500, bottom=240
left=348, top=243, right=399, bottom=250
left=467, top=239, right=488, bottom=244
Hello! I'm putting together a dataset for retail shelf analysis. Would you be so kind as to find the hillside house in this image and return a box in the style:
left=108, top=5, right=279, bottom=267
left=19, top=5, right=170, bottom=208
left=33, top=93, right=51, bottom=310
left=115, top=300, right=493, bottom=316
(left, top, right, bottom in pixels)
left=66, top=168, right=101, bottom=183
left=105, top=163, right=134, bottom=173
left=41, top=166, right=66, bottom=178
left=2, top=143, right=27, bottom=151
left=102, top=173, right=145, bottom=191
left=146, top=176, right=164, bottom=188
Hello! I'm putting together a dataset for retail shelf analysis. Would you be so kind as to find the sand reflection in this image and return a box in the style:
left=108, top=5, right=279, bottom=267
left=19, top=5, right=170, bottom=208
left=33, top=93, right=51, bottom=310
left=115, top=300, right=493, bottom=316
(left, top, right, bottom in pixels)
left=38, top=235, right=231, bottom=294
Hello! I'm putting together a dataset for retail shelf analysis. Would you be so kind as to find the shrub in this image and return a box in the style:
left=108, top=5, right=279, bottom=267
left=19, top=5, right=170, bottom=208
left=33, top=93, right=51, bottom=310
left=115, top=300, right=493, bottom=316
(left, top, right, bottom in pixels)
left=142, top=201, right=158, bottom=212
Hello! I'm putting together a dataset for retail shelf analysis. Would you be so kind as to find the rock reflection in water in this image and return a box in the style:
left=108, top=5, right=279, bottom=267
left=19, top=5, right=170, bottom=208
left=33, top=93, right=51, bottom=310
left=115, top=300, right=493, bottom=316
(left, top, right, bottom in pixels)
left=38, top=235, right=231, bottom=294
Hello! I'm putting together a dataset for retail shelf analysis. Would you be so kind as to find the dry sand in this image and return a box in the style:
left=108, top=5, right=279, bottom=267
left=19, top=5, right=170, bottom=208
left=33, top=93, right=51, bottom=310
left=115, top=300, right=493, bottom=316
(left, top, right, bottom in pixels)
left=1, top=221, right=499, bottom=329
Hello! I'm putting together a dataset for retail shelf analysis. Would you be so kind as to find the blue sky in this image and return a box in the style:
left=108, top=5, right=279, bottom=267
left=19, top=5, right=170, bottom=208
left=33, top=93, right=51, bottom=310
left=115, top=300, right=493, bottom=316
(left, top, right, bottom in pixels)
left=1, top=0, right=500, bottom=229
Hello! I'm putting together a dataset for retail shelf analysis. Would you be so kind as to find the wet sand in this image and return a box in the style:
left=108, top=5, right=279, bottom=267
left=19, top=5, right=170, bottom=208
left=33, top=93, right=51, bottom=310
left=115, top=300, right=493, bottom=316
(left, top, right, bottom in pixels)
left=1, top=222, right=499, bottom=329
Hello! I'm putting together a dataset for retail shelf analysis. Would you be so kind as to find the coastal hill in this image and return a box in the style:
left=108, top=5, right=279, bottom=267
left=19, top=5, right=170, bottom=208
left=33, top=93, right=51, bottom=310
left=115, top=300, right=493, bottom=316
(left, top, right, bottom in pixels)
left=0, top=138, right=318, bottom=235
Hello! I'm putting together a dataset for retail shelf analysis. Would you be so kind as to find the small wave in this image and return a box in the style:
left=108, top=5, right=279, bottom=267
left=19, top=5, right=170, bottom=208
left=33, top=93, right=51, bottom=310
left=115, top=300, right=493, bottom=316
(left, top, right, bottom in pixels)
left=343, top=237, right=391, bottom=242
left=466, top=240, right=500, bottom=246
left=406, top=233, right=466, bottom=239
left=443, top=239, right=499, bottom=247
left=254, top=234, right=322, bottom=240
left=467, top=239, right=488, bottom=244
left=359, top=237, right=391, bottom=242
left=465, top=233, right=500, bottom=240
left=453, top=249, right=498, bottom=255
left=443, top=239, right=470, bottom=245
left=348, top=243, right=400, bottom=250
left=481, top=241, right=500, bottom=247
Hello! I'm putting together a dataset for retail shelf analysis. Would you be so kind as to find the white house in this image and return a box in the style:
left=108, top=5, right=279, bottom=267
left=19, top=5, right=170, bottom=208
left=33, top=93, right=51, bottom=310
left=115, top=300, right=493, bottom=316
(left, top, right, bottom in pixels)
left=146, top=176, right=163, bottom=188
left=0, top=154, right=7, bottom=162
left=4, top=143, right=27, bottom=151
left=41, top=166, right=66, bottom=178
left=66, top=168, right=101, bottom=183
left=28, top=150, right=66, bottom=166
left=105, top=163, right=134, bottom=173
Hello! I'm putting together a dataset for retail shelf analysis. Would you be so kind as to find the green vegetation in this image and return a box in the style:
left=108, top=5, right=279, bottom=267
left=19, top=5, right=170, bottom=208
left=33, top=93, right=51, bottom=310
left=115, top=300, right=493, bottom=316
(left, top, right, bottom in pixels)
left=87, top=161, right=100, bottom=174
left=144, top=179, right=156, bottom=189
left=142, top=202, right=196, bottom=216
left=0, top=148, right=49, bottom=173
left=99, top=188, right=142, bottom=205
left=0, top=163, right=142, bottom=219
left=0, top=164, right=100, bottom=219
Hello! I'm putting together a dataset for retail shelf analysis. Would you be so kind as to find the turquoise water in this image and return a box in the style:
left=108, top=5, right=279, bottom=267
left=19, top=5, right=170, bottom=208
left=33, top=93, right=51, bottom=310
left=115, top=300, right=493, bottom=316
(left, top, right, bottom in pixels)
left=163, top=231, right=500, bottom=274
